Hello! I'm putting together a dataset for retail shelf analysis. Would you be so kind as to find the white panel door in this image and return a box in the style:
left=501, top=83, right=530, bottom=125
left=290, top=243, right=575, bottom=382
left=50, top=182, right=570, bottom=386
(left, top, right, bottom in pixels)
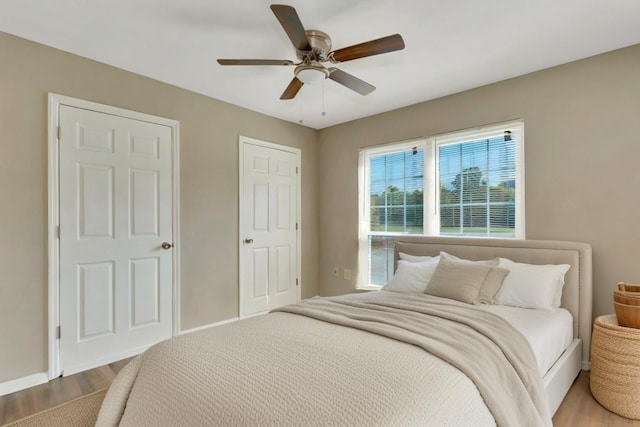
left=241, top=140, right=299, bottom=317
left=58, top=105, right=173, bottom=375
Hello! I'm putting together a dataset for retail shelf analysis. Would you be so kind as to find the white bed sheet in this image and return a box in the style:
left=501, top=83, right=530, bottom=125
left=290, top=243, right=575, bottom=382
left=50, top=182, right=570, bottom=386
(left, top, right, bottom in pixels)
left=474, top=304, right=573, bottom=376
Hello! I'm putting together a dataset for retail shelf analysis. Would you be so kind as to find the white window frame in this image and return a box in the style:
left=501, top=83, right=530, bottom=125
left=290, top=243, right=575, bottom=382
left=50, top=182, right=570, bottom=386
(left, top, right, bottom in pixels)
left=358, top=120, right=525, bottom=289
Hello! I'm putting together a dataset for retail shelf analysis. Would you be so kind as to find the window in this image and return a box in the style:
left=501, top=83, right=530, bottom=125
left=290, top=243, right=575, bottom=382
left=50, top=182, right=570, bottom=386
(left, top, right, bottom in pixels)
left=437, top=128, right=522, bottom=238
left=362, top=142, right=426, bottom=284
left=358, top=121, right=524, bottom=287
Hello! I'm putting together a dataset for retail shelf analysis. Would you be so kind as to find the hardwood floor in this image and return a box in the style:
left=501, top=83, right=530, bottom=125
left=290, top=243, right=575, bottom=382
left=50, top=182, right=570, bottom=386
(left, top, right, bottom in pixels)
left=552, top=370, right=640, bottom=426
left=0, top=365, right=638, bottom=425
left=0, top=358, right=131, bottom=425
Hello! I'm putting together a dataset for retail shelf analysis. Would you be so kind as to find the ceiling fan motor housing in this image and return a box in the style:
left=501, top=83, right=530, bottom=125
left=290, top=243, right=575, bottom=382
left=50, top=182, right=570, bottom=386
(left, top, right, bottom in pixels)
left=297, top=30, right=332, bottom=61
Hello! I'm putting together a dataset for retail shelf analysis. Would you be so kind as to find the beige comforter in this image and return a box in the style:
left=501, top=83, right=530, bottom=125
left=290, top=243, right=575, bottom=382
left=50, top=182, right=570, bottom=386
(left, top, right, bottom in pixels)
left=96, top=292, right=551, bottom=427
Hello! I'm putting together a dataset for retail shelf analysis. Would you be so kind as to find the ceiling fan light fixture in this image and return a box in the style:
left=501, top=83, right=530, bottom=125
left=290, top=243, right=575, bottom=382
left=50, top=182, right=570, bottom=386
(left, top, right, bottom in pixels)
left=294, top=64, right=329, bottom=85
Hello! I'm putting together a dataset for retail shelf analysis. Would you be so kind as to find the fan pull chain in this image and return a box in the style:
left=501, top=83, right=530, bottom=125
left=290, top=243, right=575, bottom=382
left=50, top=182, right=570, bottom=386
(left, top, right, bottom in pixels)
left=321, top=78, right=326, bottom=116
left=299, top=96, right=303, bottom=124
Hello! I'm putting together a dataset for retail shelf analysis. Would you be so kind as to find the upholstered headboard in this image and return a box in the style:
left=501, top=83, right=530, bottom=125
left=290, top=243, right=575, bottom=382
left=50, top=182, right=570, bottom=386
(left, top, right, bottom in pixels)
left=392, top=236, right=593, bottom=362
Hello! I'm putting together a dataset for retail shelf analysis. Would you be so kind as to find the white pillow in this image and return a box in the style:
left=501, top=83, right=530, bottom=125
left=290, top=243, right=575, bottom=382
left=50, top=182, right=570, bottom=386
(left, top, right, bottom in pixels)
left=382, top=258, right=439, bottom=293
left=399, top=252, right=435, bottom=263
left=495, top=258, right=570, bottom=311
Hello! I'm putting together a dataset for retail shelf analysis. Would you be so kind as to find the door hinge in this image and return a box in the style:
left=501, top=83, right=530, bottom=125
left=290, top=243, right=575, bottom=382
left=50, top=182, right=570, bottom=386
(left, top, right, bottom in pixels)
left=56, top=326, right=61, bottom=339
left=57, top=126, right=61, bottom=140
left=296, top=166, right=298, bottom=174
left=296, top=278, right=299, bottom=287
left=295, top=223, right=298, bottom=230
left=56, top=225, right=60, bottom=239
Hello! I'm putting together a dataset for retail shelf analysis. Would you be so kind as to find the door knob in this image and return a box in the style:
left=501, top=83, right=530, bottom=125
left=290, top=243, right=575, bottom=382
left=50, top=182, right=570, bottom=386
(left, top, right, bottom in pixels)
left=244, top=238, right=254, bottom=244
left=161, top=242, right=173, bottom=250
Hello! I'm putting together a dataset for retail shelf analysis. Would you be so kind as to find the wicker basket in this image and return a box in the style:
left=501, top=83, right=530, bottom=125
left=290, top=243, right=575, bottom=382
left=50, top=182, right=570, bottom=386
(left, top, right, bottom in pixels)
left=590, top=315, right=640, bottom=419
left=614, top=301, right=640, bottom=328
left=618, top=282, right=640, bottom=292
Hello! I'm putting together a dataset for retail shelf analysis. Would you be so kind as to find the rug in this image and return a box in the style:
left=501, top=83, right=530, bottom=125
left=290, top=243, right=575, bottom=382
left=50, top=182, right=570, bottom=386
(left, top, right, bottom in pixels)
left=4, top=389, right=106, bottom=427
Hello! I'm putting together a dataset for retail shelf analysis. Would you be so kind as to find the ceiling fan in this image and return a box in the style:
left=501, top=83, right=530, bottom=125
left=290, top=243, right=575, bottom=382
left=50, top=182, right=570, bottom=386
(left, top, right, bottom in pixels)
left=217, top=4, right=405, bottom=100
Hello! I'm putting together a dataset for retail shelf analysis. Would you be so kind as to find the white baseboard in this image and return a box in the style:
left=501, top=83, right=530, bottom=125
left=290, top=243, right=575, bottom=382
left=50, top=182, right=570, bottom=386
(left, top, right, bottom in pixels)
left=180, top=317, right=240, bottom=335
left=582, top=361, right=591, bottom=371
left=0, top=372, right=48, bottom=397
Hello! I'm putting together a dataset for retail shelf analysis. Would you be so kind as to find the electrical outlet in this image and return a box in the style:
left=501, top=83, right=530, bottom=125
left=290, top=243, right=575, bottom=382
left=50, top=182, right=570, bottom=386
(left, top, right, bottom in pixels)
left=333, top=267, right=340, bottom=277
left=344, top=269, right=351, bottom=280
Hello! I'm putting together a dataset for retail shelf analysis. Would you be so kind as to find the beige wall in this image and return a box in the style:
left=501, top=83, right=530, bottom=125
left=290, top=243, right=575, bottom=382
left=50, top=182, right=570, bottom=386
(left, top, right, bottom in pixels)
left=0, top=32, right=318, bottom=383
left=318, top=44, right=640, bottom=324
left=2, top=26, right=638, bottom=387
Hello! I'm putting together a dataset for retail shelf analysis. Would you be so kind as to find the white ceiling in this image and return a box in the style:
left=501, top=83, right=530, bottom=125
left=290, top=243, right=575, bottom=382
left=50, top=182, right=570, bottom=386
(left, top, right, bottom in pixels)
left=2, top=0, right=640, bottom=129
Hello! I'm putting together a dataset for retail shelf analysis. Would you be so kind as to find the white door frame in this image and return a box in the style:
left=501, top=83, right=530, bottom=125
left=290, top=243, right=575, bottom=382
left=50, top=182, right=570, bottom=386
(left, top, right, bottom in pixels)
left=238, top=135, right=302, bottom=318
left=47, top=93, right=181, bottom=379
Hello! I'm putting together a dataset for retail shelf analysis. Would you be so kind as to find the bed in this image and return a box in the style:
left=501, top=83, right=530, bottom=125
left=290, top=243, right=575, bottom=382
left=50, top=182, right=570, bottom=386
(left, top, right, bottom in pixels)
left=391, top=236, right=592, bottom=416
left=96, top=236, right=592, bottom=427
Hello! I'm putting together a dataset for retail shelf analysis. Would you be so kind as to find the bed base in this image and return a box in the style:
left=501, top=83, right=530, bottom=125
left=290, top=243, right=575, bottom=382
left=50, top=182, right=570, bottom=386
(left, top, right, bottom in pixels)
left=543, top=338, right=582, bottom=415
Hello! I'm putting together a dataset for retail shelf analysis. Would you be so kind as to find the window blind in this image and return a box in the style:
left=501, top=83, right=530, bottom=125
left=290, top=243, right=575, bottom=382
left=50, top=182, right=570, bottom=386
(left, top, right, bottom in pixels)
left=369, top=149, right=424, bottom=234
left=438, top=132, right=518, bottom=237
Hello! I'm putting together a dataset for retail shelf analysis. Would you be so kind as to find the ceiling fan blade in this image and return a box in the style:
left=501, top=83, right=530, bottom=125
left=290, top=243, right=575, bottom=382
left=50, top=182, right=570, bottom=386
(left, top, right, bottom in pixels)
left=328, top=68, right=375, bottom=96
left=217, top=59, right=295, bottom=66
left=330, top=34, right=405, bottom=62
left=270, top=4, right=311, bottom=51
left=280, top=77, right=304, bottom=100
